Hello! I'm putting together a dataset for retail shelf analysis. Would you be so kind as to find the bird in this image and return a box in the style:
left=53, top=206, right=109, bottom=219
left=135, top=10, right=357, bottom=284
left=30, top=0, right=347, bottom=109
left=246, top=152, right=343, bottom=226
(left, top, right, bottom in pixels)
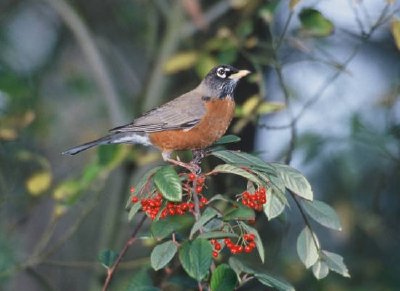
left=63, top=64, right=250, bottom=168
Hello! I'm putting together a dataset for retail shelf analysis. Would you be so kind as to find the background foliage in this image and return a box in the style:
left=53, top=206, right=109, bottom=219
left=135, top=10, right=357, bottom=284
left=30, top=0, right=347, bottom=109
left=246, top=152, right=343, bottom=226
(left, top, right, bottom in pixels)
left=0, top=0, right=399, bottom=290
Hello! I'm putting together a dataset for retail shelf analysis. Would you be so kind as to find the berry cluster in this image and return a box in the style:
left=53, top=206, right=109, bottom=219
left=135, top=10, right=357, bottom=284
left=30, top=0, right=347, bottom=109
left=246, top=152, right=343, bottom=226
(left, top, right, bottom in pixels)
left=240, top=188, right=267, bottom=211
left=225, top=233, right=256, bottom=254
left=130, top=172, right=208, bottom=220
left=210, top=233, right=257, bottom=258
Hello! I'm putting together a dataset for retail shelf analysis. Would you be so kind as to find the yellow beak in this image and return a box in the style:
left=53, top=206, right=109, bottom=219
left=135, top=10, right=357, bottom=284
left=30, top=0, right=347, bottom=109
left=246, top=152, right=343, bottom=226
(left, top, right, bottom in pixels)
left=229, top=69, right=251, bottom=80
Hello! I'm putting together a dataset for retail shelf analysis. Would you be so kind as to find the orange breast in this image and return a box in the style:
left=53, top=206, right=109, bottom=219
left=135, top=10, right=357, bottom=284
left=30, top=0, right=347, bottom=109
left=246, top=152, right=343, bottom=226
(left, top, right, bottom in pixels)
left=149, top=98, right=235, bottom=151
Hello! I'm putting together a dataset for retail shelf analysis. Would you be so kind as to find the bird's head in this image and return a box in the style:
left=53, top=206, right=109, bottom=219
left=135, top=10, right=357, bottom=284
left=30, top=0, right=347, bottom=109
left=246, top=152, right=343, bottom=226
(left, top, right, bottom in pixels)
left=201, top=65, right=251, bottom=99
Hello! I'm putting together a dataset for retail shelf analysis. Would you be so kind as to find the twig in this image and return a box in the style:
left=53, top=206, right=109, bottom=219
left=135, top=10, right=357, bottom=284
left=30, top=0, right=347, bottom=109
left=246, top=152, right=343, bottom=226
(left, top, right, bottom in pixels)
left=258, top=2, right=393, bottom=132
left=102, top=214, right=147, bottom=291
left=290, top=192, right=320, bottom=252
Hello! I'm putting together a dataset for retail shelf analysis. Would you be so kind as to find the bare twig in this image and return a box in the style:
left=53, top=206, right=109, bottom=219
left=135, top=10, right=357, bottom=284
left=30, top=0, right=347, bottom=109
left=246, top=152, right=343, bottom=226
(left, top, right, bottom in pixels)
left=102, top=214, right=147, bottom=291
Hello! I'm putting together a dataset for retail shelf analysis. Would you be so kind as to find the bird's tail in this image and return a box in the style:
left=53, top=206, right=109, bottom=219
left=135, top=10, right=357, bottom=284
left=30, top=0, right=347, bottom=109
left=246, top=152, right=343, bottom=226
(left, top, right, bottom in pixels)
left=62, top=132, right=150, bottom=155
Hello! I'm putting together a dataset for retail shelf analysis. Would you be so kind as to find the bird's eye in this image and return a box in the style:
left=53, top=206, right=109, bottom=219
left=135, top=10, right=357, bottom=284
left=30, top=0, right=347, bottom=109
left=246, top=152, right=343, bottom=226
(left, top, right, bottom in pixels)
left=216, top=67, right=227, bottom=78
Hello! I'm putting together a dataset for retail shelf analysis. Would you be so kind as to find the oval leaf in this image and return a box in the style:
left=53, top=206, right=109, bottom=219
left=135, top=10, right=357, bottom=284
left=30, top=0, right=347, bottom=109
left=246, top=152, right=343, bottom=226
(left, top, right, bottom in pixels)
left=264, top=188, right=286, bottom=220
left=239, top=222, right=265, bottom=263
left=128, top=202, right=142, bottom=221
left=190, top=207, right=220, bottom=238
left=301, top=200, right=342, bottom=231
left=255, top=273, right=295, bottom=291
left=154, top=166, right=182, bottom=202
left=179, top=238, right=213, bottom=281
left=151, top=240, right=177, bottom=271
left=211, top=150, right=276, bottom=174
left=272, top=163, right=313, bottom=200
left=223, top=204, right=255, bottom=221
left=213, top=134, right=241, bottom=145
left=322, top=250, right=350, bottom=278
left=312, top=259, right=329, bottom=279
left=210, top=264, right=238, bottom=291
left=197, top=231, right=238, bottom=240
left=211, top=164, right=263, bottom=185
left=297, top=227, right=319, bottom=268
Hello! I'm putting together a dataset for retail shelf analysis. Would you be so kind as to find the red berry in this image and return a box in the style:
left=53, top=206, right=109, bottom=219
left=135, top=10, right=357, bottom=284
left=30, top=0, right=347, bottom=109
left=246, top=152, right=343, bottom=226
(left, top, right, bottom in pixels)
left=214, top=243, right=221, bottom=251
left=237, top=246, right=243, bottom=253
left=244, top=245, right=252, bottom=253
left=130, top=187, right=135, bottom=193
left=210, top=239, right=216, bottom=245
left=131, top=196, right=139, bottom=203
left=212, top=251, right=219, bottom=258
left=200, top=197, right=208, bottom=204
left=196, top=186, right=203, bottom=193
left=188, top=173, right=196, bottom=181
left=249, top=241, right=256, bottom=249
left=196, top=176, right=205, bottom=185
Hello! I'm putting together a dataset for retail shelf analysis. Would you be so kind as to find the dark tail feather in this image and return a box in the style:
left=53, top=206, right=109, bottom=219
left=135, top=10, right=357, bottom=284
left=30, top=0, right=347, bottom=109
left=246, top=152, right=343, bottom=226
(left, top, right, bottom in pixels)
left=62, top=132, right=150, bottom=155
left=62, top=135, right=113, bottom=155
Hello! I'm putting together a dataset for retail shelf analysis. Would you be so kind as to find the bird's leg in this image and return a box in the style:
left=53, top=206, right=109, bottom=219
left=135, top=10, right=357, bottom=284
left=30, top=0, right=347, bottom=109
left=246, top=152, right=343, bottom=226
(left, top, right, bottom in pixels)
left=162, top=152, right=201, bottom=174
left=192, top=149, right=206, bottom=165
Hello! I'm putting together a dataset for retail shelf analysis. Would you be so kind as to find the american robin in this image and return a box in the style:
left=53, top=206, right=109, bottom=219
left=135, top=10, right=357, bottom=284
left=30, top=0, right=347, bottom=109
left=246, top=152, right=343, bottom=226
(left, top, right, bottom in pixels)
left=63, top=64, right=250, bottom=166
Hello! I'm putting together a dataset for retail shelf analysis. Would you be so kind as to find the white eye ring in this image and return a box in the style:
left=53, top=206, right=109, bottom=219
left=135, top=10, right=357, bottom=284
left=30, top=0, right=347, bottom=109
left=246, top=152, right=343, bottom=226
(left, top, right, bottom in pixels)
left=216, top=68, right=227, bottom=78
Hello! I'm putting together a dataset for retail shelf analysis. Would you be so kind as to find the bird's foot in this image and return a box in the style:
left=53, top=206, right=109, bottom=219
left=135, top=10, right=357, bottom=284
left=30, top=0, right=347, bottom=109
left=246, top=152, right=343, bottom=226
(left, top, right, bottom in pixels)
left=192, top=149, right=207, bottom=165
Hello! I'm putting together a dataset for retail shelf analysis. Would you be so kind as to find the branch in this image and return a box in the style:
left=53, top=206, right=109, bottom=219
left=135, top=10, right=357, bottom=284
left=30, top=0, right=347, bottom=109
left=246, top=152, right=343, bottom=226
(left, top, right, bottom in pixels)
left=102, top=214, right=147, bottom=291
left=43, top=0, right=125, bottom=124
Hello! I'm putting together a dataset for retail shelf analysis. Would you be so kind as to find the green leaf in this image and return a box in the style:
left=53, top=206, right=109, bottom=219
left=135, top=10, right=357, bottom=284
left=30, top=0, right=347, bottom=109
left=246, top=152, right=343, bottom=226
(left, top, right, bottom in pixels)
left=322, top=250, right=350, bottom=278
left=299, top=8, right=334, bottom=37
left=190, top=207, right=220, bottom=238
left=228, top=257, right=255, bottom=277
left=154, top=166, right=182, bottom=202
left=126, top=268, right=160, bottom=291
left=197, top=231, right=238, bottom=240
left=210, top=164, right=263, bottom=185
left=296, top=227, right=319, bottom=268
left=151, top=240, right=177, bottom=271
left=272, top=163, right=313, bottom=200
left=255, top=273, right=295, bottom=291
left=211, top=150, right=276, bottom=174
left=98, top=249, right=118, bottom=269
left=263, top=187, right=286, bottom=220
left=239, top=222, right=265, bottom=263
left=179, top=238, right=213, bottom=281
left=213, top=135, right=241, bottom=145
left=126, top=166, right=161, bottom=208
left=128, top=202, right=142, bottom=221
left=312, top=259, right=330, bottom=279
left=208, top=194, right=231, bottom=204
left=223, top=204, right=255, bottom=221
left=210, top=264, right=238, bottom=291
left=301, top=200, right=342, bottom=231
left=151, top=215, right=194, bottom=240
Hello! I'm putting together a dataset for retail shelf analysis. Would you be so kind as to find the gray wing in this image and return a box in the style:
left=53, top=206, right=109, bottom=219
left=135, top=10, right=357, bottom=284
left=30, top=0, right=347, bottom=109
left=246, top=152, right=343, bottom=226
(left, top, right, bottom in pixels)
left=110, top=90, right=206, bottom=133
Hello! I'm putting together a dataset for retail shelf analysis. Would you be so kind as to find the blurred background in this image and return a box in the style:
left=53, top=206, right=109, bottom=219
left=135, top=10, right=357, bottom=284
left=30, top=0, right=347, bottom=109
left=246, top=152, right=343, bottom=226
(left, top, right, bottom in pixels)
left=0, top=0, right=399, bottom=290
